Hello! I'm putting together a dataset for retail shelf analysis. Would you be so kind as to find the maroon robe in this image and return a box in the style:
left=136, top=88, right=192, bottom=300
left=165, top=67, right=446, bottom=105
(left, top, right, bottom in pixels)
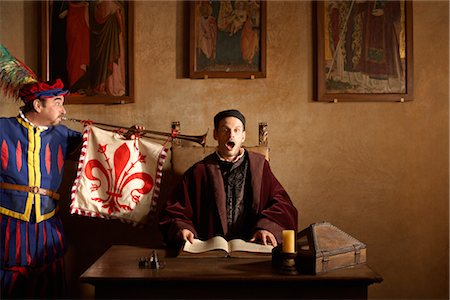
left=159, top=150, right=298, bottom=244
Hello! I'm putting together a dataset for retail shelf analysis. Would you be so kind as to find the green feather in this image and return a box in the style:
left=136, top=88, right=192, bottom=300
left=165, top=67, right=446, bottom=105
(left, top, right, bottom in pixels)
left=0, top=44, right=38, bottom=101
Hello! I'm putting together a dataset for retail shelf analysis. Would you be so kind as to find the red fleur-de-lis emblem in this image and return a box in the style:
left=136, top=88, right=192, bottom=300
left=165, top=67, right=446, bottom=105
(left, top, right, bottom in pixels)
left=84, top=143, right=154, bottom=214
left=98, top=144, right=107, bottom=154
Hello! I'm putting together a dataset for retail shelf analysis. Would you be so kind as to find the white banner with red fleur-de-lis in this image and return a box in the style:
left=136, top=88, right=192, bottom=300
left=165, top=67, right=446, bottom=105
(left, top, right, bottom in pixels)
left=70, top=125, right=168, bottom=225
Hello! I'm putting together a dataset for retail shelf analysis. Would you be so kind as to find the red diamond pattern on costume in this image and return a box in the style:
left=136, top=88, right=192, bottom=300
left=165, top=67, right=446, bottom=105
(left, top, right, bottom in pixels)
left=1, top=140, right=8, bottom=171
left=16, top=140, right=22, bottom=172
left=45, top=143, right=51, bottom=175
left=58, top=145, right=64, bottom=174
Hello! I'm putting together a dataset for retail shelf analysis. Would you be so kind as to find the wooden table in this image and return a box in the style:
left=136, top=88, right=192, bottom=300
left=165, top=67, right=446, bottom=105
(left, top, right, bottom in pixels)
left=80, top=245, right=383, bottom=299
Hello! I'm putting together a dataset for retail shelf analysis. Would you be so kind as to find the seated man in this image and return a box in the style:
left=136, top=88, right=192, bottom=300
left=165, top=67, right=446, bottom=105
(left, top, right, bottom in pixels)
left=160, top=109, right=298, bottom=247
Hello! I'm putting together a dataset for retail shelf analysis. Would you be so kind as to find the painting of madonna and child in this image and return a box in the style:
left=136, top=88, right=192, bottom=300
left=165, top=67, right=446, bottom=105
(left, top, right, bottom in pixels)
left=316, top=0, right=413, bottom=101
left=47, top=0, right=132, bottom=103
left=190, top=0, right=266, bottom=78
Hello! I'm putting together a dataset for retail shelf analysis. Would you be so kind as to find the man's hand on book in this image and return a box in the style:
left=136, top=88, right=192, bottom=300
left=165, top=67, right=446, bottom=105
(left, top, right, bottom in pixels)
left=180, top=229, right=195, bottom=244
left=250, top=230, right=278, bottom=247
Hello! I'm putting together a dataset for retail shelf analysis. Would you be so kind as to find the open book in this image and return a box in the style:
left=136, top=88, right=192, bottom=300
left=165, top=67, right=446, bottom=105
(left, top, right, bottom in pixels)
left=181, top=236, right=274, bottom=258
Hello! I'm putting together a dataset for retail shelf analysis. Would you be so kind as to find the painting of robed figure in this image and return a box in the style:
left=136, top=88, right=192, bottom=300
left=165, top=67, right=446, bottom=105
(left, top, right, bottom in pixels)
left=314, top=0, right=413, bottom=102
left=41, top=0, right=134, bottom=104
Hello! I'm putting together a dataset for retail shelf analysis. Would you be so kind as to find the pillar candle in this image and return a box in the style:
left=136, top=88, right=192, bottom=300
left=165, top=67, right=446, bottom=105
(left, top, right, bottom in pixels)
left=282, top=230, right=295, bottom=253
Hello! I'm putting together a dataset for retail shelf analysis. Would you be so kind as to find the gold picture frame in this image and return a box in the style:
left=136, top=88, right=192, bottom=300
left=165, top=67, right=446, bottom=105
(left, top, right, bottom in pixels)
left=313, top=1, right=413, bottom=102
left=40, top=1, right=134, bottom=104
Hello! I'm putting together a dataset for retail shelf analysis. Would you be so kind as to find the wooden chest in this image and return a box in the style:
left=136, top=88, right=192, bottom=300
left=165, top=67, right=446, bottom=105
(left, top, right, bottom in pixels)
left=296, top=222, right=366, bottom=274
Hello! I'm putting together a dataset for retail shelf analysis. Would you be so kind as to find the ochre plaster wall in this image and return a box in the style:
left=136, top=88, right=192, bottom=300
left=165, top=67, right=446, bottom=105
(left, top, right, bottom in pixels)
left=0, top=1, right=448, bottom=298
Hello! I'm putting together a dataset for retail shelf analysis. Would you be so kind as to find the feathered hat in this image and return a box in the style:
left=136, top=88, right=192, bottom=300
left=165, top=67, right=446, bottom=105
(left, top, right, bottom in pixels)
left=0, top=44, right=68, bottom=103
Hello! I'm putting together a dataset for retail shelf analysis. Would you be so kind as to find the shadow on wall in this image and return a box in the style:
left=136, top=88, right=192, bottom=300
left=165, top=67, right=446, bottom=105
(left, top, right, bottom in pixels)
left=58, top=161, right=168, bottom=298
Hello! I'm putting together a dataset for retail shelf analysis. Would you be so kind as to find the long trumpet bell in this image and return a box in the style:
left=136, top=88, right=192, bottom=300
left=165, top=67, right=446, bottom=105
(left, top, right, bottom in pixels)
left=62, top=117, right=207, bottom=147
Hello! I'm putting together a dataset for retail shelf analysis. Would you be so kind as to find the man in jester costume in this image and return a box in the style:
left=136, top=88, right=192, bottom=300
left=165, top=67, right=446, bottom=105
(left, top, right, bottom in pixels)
left=0, top=45, right=141, bottom=298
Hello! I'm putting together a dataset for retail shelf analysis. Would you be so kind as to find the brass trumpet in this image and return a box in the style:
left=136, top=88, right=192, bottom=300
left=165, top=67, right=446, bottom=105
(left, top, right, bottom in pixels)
left=62, top=117, right=207, bottom=147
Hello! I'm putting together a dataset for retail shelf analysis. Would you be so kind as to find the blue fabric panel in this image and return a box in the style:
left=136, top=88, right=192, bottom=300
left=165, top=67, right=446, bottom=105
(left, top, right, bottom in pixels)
left=36, top=221, right=45, bottom=266
left=19, top=221, right=27, bottom=265
left=0, top=216, right=7, bottom=264
left=7, top=219, right=16, bottom=267
left=28, top=221, right=36, bottom=266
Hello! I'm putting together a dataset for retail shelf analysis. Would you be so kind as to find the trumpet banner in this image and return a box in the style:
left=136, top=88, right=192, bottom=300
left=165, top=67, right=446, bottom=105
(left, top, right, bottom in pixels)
left=70, top=125, right=168, bottom=224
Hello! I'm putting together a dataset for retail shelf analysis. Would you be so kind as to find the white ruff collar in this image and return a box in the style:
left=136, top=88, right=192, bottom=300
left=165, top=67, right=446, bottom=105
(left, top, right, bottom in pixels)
left=19, top=110, right=49, bottom=131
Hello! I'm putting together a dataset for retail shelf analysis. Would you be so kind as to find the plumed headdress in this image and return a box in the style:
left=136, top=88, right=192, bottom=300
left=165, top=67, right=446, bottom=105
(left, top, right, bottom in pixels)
left=0, top=44, right=68, bottom=103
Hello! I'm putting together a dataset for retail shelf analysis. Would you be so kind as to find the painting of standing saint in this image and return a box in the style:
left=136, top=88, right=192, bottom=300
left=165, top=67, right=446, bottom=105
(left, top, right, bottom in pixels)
left=314, top=0, right=413, bottom=102
left=41, top=1, right=134, bottom=104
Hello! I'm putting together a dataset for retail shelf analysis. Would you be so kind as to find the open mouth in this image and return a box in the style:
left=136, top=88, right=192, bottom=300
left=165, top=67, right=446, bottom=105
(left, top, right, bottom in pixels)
left=225, top=141, right=235, bottom=151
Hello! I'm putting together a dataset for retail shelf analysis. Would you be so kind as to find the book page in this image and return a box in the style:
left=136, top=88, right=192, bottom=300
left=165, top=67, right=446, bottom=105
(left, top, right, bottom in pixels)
left=228, top=239, right=274, bottom=254
left=183, top=236, right=230, bottom=254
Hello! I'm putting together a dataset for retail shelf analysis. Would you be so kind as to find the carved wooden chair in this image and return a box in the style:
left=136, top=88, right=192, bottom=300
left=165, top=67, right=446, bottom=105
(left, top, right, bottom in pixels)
left=169, top=122, right=270, bottom=177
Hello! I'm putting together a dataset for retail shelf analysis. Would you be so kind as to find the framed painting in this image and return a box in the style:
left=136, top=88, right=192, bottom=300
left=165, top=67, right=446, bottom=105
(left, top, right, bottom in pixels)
left=189, top=0, right=266, bottom=79
left=40, top=1, right=134, bottom=105
left=313, top=0, right=413, bottom=102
